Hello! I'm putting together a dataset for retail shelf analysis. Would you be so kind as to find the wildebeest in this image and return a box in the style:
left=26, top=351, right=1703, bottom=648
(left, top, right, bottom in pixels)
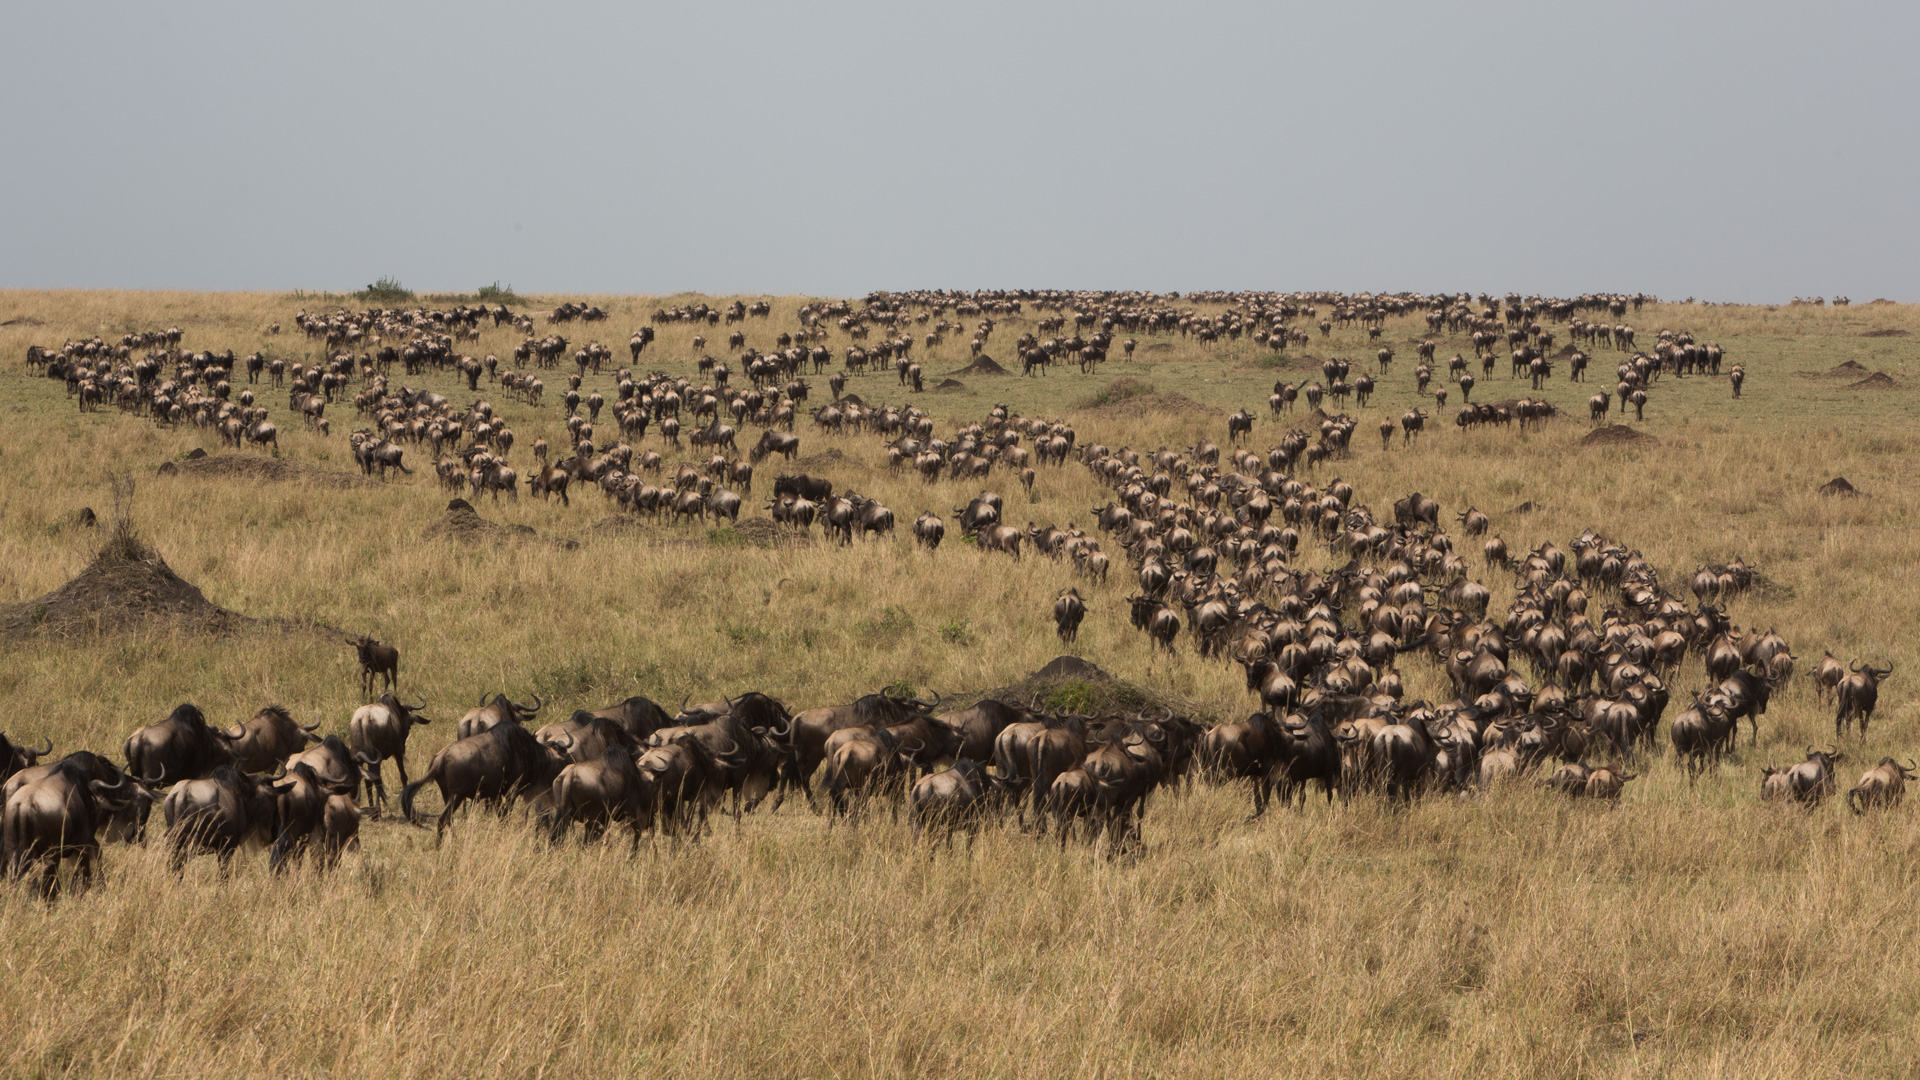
left=1054, top=588, right=1087, bottom=644
left=217, top=704, right=321, bottom=773
left=634, top=733, right=731, bottom=836
left=1846, top=757, right=1917, bottom=814
left=536, top=710, right=643, bottom=763
left=401, top=720, right=568, bottom=841
left=1, top=733, right=53, bottom=783
left=1835, top=662, right=1891, bottom=737
left=913, top=511, right=945, bottom=550
left=908, top=758, right=995, bottom=847
left=1781, top=745, right=1845, bottom=807
left=587, top=695, right=676, bottom=743
left=161, top=766, right=281, bottom=873
left=3, top=759, right=146, bottom=898
left=125, top=703, right=234, bottom=784
left=549, top=744, right=651, bottom=847
left=348, top=636, right=400, bottom=699
left=349, top=693, right=430, bottom=810
left=455, top=692, right=545, bottom=739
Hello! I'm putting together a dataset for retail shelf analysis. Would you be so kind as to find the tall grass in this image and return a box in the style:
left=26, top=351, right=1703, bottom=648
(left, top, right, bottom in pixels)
left=1, top=290, right=1919, bottom=1076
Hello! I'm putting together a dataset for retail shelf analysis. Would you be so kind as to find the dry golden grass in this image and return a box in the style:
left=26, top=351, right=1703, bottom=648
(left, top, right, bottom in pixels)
left=2, top=290, right=1920, bottom=1077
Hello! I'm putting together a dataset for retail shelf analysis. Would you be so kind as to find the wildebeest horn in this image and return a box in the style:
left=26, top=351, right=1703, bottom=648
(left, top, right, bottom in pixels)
left=24, top=736, right=53, bottom=761
left=408, top=698, right=427, bottom=712
left=679, top=694, right=691, bottom=715
left=355, top=749, right=383, bottom=765
left=479, top=690, right=491, bottom=707
left=300, top=721, right=321, bottom=732
left=551, top=732, right=575, bottom=752
left=90, top=772, right=130, bottom=794
left=513, top=694, right=543, bottom=714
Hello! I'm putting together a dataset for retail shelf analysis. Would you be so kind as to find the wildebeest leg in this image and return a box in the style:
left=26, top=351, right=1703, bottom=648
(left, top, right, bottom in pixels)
left=435, top=794, right=468, bottom=845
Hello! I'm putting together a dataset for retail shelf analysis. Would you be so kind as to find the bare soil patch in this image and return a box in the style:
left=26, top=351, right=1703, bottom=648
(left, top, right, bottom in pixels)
left=1, top=536, right=248, bottom=638
left=1860, top=328, right=1910, bottom=338
left=1825, top=360, right=1869, bottom=377
left=1579, top=425, right=1659, bottom=447
left=168, top=453, right=372, bottom=489
left=1849, top=372, right=1899, bottom=390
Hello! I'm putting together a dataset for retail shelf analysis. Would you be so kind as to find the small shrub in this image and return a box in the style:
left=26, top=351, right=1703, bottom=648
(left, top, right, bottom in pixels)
left=856, top=606, right=915, bottom=639
left=1045, top=680, right=1097, bottom=713
left=357, top=276, right=415, bottom=304
left=707, top=527, right=741, bottom=547
left=476, top=281, right=520, bottom=303
left=938, top=618, right=975, bottom=645
left=720, top=622, right=769, bottom=646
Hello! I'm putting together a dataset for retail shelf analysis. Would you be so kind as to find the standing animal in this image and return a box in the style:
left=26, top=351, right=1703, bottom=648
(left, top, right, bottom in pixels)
left=1847, top=757, right=1917, bottom=814
left=348, top=693, right=431, bottom=810
left=1835, top=662, right=1892, bottom=736
left=124, top=703, right=234, bottom=784
left=216, top=705, right=321, bottom=773
left=348, top=636, right=400, bottom=698
left=1054, top=588, right=1087, bottom=644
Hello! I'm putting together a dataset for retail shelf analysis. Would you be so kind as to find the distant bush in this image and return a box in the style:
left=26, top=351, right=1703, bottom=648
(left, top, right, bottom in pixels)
left=357, top=276, right=416, bottom=304
left=476, top=282, right=520, bottom=303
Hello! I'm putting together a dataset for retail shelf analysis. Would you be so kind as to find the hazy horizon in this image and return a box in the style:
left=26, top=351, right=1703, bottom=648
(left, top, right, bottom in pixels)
left=4, top=1, right=1915, bottom=303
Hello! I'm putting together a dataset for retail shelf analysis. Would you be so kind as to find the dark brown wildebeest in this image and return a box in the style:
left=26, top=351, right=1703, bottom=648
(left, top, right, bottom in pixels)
left=1835, top=662, right=1891, bottom=737
left=349, top=693, right=430, bottom=811
left=909, top=758, right=994, bottom=847
left=161, top=766, right=282, bottom=873
left=217, top=704, right=321, bottom=773
left=549, top=744, right=651, bottom=848
left=348, top=636, right=400, bottom=699
left=656, top=693, right=791, bottom=817
left=1198, top=711, right=1281, bottom=816
left=1, top=733, right=53, bottom=783
left=935, top=699, right=1026, bottom=766
left=401, top=720, right=567, bottom=842
left=1054, top=588, right=1086, bottom=644
left=455, top=692, right=544, bottom=739
left=588, top=696, right=675, bottom=743
left=1782, top=745, right=1845, bottom=807
left=634, top=733, right=731, bottom=836
left=1809, top=652, right=1846, bottom=703
left=125, top=703, right=234, bottom=784
left=536, top=710, right=643, bottom=764
left=267, top=761, right=359, bottom=873
left=913, top=511, right=944, bottom=550
left=1847, top=757, right=1917, bottom=814
left=822, top=726, right=917, bottom=824
left=3, top=759, right=145, bottom=898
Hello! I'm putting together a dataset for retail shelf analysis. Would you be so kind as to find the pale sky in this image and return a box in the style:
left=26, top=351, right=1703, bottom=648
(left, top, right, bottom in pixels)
left=3, top=0, right=1915, bottom=301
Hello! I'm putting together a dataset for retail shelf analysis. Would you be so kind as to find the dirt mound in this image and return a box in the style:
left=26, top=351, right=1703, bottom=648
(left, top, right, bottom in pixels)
left=1817, top=477, right=1861, bottom=497
left=1825, top=360, right=1869, bottom=377
left=1, top=536, right=248, bottom=638
left=728, top=518, right=789, bottom=547
left=1579, top=425, right=1660, bottom=447
left=425, top=499, right=575, bottom=548
left=1551, top=344, right=1581, bottom=359
left=962, top=656, right=1214, bottom=721
left=838, top=393, right=866, bottom=407
left=950, top=355, right=1008, bottom=375
left=790, top=447, right=851, bottom=472
left=170, top=454, right=371, bottom=489
left=1508, top=501, right=1544, bottom=515
left=1849, top=372, right=1899, bottom=390
left=1077, top=378, right=1213, bottom=419
left=933, top=378, right=966, bottom=391
left=1860, top=328, right=1910, bottom=338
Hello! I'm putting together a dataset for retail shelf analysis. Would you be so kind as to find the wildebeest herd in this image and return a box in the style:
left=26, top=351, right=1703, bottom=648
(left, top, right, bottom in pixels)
left=9, top=288, right=1872, bottom=902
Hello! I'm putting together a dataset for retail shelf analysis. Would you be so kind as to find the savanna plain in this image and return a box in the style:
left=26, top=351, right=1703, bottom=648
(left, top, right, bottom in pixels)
left=2, top=289, right=1919, bottom=1079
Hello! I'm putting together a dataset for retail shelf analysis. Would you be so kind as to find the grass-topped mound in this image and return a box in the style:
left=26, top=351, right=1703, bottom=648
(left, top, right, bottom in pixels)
left=0, top=512, right=247, bottom=638
left=962, top=655, right=1215, bottom=721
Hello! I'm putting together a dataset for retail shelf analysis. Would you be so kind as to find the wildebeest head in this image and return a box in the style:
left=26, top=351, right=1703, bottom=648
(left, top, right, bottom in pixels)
left=1, top=732, right=54, bottom=782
